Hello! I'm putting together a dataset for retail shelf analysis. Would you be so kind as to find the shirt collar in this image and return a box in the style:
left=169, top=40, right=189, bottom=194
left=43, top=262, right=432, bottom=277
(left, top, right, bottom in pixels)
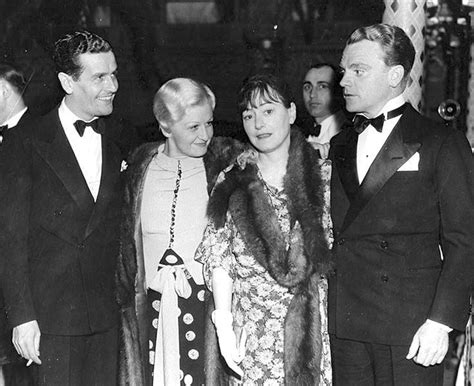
left=58, top=98, right=97, bottom=127
left=1, top=107, right=28, bottom=128
left=318, top=109, right=344, bottom=126
left=373, top=95, right=406, bottom=120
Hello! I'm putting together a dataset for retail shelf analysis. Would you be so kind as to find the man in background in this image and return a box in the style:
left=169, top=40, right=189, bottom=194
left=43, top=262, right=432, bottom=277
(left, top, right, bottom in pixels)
left=299, top=63, right=347, bottom=159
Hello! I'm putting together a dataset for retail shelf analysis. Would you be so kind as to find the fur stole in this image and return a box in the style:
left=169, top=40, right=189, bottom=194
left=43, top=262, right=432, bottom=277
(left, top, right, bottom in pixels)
left=208, top=128, right=331, bottom=282
left=206, top=128, right=331, bottom=384
left=116, top=136, right=245, bottom=386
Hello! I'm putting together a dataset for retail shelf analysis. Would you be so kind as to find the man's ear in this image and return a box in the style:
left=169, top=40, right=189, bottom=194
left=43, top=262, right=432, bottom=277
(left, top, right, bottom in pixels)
left=289, top=102, right=297, bottom=124
left=58, top=72, right=74, bottom=95
left=388, top=65, right=404, bottom=88
left=0, top=79, right=12, bottom=99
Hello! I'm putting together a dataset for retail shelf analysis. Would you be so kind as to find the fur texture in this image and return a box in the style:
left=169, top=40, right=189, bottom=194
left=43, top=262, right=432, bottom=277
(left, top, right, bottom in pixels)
left=116, top=136, right=245, bottom=385
left=206, top=129, right=331, bottom=384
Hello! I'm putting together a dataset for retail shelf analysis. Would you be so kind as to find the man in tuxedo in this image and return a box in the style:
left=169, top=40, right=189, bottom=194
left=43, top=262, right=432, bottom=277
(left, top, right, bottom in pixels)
left=299, top=63, right=347, bottom=159
left=0, top=62, right=34, bottom=386
left=329, top=23, right=474, bottom=385
left=0, top=31, right=130, bottom=385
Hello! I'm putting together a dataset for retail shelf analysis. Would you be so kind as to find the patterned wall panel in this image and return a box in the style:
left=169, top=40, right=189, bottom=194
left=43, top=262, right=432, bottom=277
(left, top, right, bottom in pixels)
left=383, top=0, right=426, bottom=110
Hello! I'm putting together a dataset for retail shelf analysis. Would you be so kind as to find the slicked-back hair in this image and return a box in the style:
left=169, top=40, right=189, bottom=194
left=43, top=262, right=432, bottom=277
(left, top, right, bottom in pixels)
left=238, top=73, right=293, bottom=113
left=0, top=63, right=27, bottom=95
left=347, top=23, right=415, bottom=84
left=53, top=30, right=113, bottom=80
left=153, top=78, right=216, bottom=132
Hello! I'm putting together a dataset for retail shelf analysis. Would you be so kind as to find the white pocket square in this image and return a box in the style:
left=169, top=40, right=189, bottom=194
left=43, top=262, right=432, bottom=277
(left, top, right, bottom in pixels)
left=397, top=152, right=419, bottom=171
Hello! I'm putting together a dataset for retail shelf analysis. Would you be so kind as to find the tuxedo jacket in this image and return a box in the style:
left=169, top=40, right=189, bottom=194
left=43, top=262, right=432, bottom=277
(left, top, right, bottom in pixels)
left=0, top=107, right=131, bottom=336
left=0, top=109, right=37, bottom=364
left=328, top=105, right=474, bottom=346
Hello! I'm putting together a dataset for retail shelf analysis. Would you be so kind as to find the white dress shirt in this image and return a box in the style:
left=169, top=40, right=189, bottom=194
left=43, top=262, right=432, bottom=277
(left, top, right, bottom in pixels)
left=1, top=107, right=28, bottom=129
left=356, top=95, right=405, bottom=183
left=312, top=109, right=346, bottom=144
left=58, top=100, right=102, bottom=201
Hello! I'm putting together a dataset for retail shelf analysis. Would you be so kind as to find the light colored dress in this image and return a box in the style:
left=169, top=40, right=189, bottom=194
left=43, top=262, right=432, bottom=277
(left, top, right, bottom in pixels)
left=141, top=147, right=209, bottom=385
left=196, top=158, right=333, bottom=385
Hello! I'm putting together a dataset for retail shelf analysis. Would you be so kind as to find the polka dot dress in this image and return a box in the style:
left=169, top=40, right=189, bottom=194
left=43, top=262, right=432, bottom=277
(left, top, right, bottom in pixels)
left=146, top=253, right=206, bottom=385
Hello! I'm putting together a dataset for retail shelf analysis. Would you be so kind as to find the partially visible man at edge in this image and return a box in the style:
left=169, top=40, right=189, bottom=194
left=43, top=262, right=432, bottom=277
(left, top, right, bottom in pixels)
left=0, top=30, right=135, bottom=385
left=0, top=62, right=35, bottom=386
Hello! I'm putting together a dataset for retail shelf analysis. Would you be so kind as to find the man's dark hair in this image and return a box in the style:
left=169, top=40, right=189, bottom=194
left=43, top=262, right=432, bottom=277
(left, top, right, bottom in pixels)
left=238, top=73, right=293, bottom=113
left=53, top=30, right=113, bottom=80
left=0, top=63, right=27, bottom=94
left=346, top=24, right=415, bottom=85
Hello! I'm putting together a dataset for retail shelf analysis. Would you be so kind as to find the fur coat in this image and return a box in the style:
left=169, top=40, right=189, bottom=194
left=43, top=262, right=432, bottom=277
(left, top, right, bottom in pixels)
left=205, top=129, right=331, bottom=385
left=116, top=136, right=245, bottom=385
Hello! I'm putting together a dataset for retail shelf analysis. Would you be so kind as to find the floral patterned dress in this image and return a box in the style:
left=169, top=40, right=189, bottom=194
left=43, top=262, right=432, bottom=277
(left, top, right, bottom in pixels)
left=196, top=159, right=333, bottom=385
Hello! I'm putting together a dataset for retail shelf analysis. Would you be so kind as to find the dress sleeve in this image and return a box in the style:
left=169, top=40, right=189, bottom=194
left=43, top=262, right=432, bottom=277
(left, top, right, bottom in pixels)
left=195, top=211, right=237, bottom=291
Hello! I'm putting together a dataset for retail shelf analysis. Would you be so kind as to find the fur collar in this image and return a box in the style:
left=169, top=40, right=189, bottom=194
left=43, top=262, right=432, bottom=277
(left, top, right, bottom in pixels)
left=208, top=129, right=330, bottom=288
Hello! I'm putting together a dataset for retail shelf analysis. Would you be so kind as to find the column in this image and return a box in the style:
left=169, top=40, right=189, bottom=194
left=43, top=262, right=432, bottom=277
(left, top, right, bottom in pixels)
left=382, top=0, right=426, bottom=110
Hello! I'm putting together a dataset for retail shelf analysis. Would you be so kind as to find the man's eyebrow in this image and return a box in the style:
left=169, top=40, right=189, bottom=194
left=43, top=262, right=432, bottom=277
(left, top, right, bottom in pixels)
left=349, top=62, right=370, bottom=69
left=303, top=81, right=312, bottom=86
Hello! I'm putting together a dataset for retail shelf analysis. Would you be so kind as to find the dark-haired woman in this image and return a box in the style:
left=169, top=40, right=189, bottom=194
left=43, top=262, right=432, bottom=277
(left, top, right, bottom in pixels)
left=196, top=74, right=333, bottom=385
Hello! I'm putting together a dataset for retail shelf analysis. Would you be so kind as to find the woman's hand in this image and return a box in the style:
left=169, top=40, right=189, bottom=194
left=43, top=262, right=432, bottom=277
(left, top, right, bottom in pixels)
left=212, top=309, right=245, bottom=377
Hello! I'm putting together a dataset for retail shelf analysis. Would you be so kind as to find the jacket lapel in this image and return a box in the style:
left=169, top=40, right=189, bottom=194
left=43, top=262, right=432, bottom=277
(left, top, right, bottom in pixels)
left=85, top=123, right=121, bottom=237
left=33, top=109, right=94, bottom=214
left=331, top=125, right=360, bottom=201
left=340, top=106, right=421, bottom=232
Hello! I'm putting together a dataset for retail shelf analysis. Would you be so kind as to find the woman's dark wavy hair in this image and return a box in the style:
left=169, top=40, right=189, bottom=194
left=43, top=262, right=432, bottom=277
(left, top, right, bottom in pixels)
left=0, top=63, right=27, bottom=94
left=53, top=30, right=113, bottom=80
left=347, top=23, right=415, bottom=86
left=238, top=73, right=293, bottom=113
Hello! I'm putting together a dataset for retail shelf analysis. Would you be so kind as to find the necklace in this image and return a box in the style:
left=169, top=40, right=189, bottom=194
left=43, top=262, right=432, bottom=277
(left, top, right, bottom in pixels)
left=160, top=160, right=182, bottom=265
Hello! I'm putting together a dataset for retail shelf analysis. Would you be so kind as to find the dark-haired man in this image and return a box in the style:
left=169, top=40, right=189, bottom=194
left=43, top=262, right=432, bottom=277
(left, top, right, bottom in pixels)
left=299, top=63, right=347, bottom=159
left=0, top=31, right=132, bottom=385
left=329, top=23, right=474, bottom=385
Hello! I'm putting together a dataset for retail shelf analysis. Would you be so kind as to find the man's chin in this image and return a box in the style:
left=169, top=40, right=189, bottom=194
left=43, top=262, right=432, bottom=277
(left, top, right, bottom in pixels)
left=96, top=107, right=114, bottom=117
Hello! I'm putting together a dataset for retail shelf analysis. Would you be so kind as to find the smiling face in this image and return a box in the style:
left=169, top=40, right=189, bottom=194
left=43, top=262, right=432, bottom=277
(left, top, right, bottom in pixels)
left=164, top=102, right=214, bottom=158
left=61, top=51, right=118, bottom=120
left=302, top=66, right=336, bottom=122
left=242, top=97, right=296, bottom=156
left=339, top=40, right=396, bottom=118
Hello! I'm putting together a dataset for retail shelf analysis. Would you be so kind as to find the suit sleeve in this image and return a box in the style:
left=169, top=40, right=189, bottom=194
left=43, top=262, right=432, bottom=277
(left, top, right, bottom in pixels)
left=429, top=129, right=474, bottom=330
left=0, top=129, right=37, bottom=327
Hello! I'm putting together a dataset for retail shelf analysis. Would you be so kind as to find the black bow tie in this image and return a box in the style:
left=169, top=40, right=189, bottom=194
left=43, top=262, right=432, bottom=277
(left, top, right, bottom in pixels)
left=308, top=122, right=322, bottom=137
left=353, top=103, right=407, bottom=134
left=0, top=125, right=7, bottom=145
left=73, top=119, right=103, bottom=137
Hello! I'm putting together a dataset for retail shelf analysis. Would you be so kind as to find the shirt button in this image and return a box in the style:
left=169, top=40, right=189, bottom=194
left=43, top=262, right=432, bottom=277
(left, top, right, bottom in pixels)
left=337, top=238, right=345, bottom=246
left=380, top=240, right=389, bottom=250
left=381, top=274, right=389, bottom=282
left=78, top=243, right=85, bottom=249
